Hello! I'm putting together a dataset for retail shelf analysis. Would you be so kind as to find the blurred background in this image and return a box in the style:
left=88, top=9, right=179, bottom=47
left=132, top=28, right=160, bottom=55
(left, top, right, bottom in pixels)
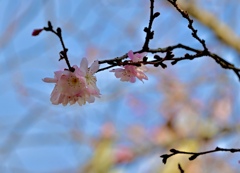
left=0, top=0, right=240, bottom=172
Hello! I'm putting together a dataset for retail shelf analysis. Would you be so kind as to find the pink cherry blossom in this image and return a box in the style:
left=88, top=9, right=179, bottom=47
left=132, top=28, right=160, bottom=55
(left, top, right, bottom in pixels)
left=43, top=58, right=100, bottom=106
left=77, top=58, right=101, bottom=98
left=128, top=50, right=144, bottom=62
left=110, top=50, right=148, bottom=83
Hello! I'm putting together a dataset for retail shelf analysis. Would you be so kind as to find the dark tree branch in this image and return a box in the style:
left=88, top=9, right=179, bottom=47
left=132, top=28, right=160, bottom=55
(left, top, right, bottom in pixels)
left=165, top=0, right=240, bottom=80
left=97, top=43, right=240, bottom=80
left=174, top=0, right=240, bottom=53
left=167, top=0, right=208, bottom=51
left=178, top=163, right=185, bottom=173
left=142, top=0, right=160, bottom=51
left=160, top=147, right=240, bottom=164
left=43, top=21, right=74, bottom=72
left=97, top=65, right=116, bottom=73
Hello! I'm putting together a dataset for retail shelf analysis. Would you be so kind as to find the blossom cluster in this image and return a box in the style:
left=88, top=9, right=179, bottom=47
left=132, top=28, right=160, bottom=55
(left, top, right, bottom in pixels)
left=110, top=50, right=148, bottom=83
left=43, top=50, right=148, bottom=106
left=43, top=58, right=100, bottom=106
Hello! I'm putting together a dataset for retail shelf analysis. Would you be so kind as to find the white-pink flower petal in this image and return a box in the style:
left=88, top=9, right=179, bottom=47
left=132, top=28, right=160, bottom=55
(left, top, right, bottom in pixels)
left=42, top=77, right=57, bottom=83
left=80, top=58, right=88, bottom=75
left=89, top=60, right=99, bottom=74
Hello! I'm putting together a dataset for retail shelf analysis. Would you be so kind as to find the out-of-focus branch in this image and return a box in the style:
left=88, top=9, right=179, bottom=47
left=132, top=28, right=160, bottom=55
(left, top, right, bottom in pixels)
left=175, top=0, right=240, bottom=53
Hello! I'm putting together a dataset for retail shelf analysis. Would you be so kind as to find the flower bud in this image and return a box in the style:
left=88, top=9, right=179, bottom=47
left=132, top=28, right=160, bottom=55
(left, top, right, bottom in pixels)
left=32, top=29, right=43, bottom=36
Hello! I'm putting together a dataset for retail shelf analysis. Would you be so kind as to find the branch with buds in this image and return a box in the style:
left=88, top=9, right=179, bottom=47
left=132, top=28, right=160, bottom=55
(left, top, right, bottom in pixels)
left=160, top=147, right=240, bottom=164
left=32, top=0, right=240, bottom=106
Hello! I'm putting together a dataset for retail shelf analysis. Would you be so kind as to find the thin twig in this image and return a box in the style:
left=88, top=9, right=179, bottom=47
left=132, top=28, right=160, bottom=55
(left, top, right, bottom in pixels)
left=160, top=147, right=240, bottom=164
left=142, top=0, right=160, bottom=51
left=43, top=21, right=74, bottom=72
left=178, top=163, right=185, bottom=173
left=167, top=0, right=208, bottom=51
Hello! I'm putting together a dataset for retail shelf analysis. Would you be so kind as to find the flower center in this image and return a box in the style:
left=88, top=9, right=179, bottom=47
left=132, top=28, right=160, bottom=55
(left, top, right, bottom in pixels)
left=71, top=77, right=78, bottom=84
left=68, top=75, right=82, bottom=88
left=123, top=69, right=132, bottom=77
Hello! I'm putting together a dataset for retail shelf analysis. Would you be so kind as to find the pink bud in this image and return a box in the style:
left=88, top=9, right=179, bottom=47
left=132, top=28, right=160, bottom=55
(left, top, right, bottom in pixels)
left=32, top=29, right=43, bottom=36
